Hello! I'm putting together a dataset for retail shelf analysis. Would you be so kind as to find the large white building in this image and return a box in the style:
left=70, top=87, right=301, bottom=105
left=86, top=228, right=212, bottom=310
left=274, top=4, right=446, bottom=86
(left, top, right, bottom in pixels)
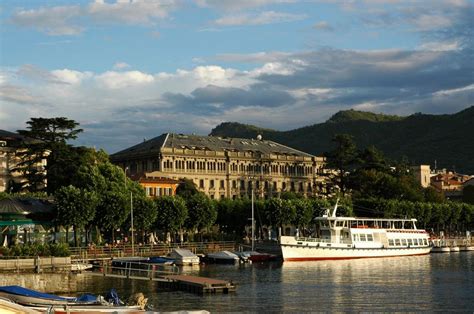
left=111, top=133, right=326, bottom=199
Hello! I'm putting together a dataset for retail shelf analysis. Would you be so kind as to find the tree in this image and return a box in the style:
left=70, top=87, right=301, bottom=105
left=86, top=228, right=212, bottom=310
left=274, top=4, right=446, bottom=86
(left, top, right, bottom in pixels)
left=325, top=134, right=358, bottom=196
left=463, top=185, right=474, bottom=205
left=185, top=193, right=217, bottom=239
left=176, top=179, right=199, bottom=198
left=54, top=185, right=98, bottom=246
left=15, top=117, right=84, bottom=193
left=130, top=196, right=157, bottom=244
left=292, top=199, right=314, bottom=235
left=154, top=196, right=188, bottom=243
left=264, top=198, right=295, bottom=237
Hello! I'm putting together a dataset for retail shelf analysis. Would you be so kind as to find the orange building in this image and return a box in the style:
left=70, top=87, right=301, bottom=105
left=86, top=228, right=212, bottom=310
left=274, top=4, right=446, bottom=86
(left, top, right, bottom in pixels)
left=135, top=175, right=179, bottom=198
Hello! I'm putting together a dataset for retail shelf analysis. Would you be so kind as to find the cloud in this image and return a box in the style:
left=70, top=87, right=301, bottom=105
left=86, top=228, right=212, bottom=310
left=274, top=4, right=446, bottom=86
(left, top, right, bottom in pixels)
left=10, top=5, right=84, bottom=35
left=313, top=21, right=334, bottom=31
left=195, top=0, right=296, bottom=12
left=9, top=0, right=179, bottom=35
left=214, top=11, right=306, bottom=26
left=1, top=42, right=472, bottom=153
left=113, top=62, right=131, bottom=70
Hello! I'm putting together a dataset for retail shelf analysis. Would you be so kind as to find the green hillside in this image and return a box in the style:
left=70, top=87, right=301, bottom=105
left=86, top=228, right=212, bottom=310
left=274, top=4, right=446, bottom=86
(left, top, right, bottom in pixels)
left=210, top=106, right=474, bottom=174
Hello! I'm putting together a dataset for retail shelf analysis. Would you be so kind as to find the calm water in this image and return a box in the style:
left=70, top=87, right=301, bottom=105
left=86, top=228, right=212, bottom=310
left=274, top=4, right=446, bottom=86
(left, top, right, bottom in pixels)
left=74, top=252, right=474, bottom=312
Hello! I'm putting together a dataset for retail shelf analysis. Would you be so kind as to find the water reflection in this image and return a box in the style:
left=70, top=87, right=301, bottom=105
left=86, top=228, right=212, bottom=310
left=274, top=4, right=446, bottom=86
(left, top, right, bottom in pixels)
left=68, top=253, right=473, bottom=312
left=281, top=256, right=433, bottom=311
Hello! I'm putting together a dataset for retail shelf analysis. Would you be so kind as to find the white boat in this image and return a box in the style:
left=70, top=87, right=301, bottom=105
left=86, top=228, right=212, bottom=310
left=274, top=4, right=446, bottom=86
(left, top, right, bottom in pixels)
left=280, top=202, right=431, bottom=261
left=203, top=251, right=240, bottom=264
left=431, top=246, right=451, bottom=253
left=460, top=245, right=474, bottom=251
left=169, top=249, right=200, bottom=266
left=450, top=246, right=460, bottom=252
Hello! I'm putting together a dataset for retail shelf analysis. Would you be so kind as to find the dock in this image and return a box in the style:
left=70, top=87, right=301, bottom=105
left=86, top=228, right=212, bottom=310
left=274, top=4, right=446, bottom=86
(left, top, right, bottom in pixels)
left=88, top=262, right=236, bottom=295
left=159, top=274, right=236, bottom=294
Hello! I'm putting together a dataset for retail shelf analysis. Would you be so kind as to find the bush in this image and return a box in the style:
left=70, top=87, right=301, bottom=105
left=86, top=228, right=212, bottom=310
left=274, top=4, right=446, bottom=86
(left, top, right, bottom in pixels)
left=2, top=243, right=70, bottom=257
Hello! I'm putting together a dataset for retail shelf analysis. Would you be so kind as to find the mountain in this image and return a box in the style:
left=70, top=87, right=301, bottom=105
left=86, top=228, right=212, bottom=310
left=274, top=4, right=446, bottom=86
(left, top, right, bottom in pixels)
left=210, top=107, right=474, bottom=174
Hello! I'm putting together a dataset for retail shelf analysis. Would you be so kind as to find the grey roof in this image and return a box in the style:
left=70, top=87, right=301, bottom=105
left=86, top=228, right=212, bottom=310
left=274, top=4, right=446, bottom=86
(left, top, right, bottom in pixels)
left=0, top=130, right=42, bottom=145
left=0, top=198, right=53, bottom=215
left=111, top=133, right=313, bottom=159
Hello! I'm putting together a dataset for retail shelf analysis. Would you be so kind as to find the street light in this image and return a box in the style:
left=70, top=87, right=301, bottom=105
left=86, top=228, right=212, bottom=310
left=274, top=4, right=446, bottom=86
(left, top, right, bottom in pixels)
left=124, top=167, right=135, bottom=256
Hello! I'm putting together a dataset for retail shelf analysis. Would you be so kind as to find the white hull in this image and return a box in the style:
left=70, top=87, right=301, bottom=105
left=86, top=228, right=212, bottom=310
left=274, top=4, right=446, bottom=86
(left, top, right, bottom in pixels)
left=281, top=243, right=431, bottom=261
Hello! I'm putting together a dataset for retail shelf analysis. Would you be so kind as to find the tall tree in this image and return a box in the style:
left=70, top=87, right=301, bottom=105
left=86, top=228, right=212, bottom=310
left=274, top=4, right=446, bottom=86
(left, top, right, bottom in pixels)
left=185, top=193, right=217, bottom=238
left=54, top=185, right=98, bottom=246
left=16, top=117, right=83, bottom=193
left=325, top=134, right=358, bottom=196
left=154, top=196, right=187, bottom=243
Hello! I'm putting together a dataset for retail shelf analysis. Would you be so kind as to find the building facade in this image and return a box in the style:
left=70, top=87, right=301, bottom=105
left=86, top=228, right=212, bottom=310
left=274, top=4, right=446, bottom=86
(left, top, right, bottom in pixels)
left=0, top=130, right=49, bottom=193
left=111, top=133, right=325, bottom=199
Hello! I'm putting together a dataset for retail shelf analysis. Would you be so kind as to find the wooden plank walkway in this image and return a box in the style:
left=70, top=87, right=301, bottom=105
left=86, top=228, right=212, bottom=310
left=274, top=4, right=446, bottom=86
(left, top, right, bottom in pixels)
left=159, top=275, right=236, bottom=294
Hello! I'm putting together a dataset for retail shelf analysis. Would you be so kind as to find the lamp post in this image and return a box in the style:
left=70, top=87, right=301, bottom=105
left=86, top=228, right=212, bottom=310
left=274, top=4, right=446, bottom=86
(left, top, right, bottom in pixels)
left=124, top=167, right=135, bottom=256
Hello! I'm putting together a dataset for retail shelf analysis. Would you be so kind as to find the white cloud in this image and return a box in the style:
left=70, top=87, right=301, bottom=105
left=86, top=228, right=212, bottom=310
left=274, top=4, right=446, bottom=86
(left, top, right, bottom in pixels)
left=214, top=11, right=306, bottom=26
left=418, top=40, right=460, bottom=51
left=96, top=71, right=155, bottom=89
left=87, top=0, right=178, bottom=25
left=113, top=62, right=131, bottom=70
left=9, top=0, right=179, bottom=35
left=195, top=0, right=296, bottom=12
left=10, top=5, right=83, bottom=36
left=313, top=21, right=334, bottom=31
left=51, top=69, right=93, bottom=84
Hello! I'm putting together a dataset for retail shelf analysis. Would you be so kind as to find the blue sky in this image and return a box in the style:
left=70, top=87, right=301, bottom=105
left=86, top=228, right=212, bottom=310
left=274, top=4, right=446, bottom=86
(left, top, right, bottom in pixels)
left=1, top=0, right=473, bottom=153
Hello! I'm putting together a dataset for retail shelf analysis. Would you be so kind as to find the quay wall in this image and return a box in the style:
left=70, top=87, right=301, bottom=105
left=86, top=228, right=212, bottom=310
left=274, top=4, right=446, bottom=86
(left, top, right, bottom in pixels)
left=0, top=256, right=71, bottom=273
left=0, top=273, right=79, bottom=294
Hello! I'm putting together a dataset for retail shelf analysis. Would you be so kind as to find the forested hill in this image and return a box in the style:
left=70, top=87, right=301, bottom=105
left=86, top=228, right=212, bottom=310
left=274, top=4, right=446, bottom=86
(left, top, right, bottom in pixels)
left=210, top=106, right=474, bottom=174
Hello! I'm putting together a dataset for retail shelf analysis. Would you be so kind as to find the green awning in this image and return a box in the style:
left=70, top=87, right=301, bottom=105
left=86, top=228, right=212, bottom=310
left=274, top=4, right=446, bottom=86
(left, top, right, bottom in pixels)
left=0, top=219, right=34, bottom=226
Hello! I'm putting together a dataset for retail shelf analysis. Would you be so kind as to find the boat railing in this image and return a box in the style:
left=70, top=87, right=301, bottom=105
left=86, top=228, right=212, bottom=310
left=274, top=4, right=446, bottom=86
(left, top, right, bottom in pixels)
left=295, top=237, right=352, bottom=245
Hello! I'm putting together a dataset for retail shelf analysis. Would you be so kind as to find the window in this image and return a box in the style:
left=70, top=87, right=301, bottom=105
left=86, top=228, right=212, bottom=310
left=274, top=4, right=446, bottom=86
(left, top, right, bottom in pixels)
left=273, top=182, right=277, bottom=190
left=395, top=239, right=401, bottom=246
left=353, top=234, right=359, bottom=241
left=367, top=234, right=373, bottom=241
left=401, top=239, right=407, bottom=246
left=388, top=239, right=394, bottom=246
left=232, top=180, right=237, bottom=189
left=220, top=180, right=225, bottom=189
left=199, top=179, right=204, bottom=188
left=210, top=180, right=215, bottom=188
left=240, top=180, right=245, bottom=189
left=360, top=234, right=367, bottom=241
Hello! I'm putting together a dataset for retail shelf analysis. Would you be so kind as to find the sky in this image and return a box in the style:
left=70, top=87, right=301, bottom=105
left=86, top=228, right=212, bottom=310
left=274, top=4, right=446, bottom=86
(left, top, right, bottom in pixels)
left=0, top=0, right=473, bottom=153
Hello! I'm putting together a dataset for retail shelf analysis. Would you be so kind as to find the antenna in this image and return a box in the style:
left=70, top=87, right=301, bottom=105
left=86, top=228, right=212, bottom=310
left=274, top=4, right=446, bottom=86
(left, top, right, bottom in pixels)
left=332, top=198, right=339, bottom=217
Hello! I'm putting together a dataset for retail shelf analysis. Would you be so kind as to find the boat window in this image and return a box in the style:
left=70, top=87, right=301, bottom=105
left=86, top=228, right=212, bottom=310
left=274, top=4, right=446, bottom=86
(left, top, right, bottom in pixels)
left=353, top=234, right=359, bottom=241
left=367, top=234, right=373, bottom=241
left=388, top=239, right=394, bottom=246
left=360, top=234, right=367, bottom=241
left=401, top=239, right=407, bottom=246
left=409, top=239, right=414, bottom=246
left=423, top=239, right=428, bottom=246
left=417, top=239, right=421, bottom=245
left=395, top=239, right=401, bottom=246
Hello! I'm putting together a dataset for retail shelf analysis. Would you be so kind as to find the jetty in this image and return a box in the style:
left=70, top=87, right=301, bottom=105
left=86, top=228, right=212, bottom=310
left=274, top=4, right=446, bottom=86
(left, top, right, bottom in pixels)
left=89, top=261, right=236, bottom=295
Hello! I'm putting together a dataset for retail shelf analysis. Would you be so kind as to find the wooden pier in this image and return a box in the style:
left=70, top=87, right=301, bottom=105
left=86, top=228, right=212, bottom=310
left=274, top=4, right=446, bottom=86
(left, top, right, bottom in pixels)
left=159, top=274, right=236, bottom=294
left=88, top=262, right=236, bottom=295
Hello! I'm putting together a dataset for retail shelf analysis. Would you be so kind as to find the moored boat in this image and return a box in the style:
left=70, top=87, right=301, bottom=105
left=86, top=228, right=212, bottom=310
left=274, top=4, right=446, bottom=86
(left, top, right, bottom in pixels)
left=431, top=246, right=451, bottom=253
left=280, top=202, right=432, bottom=261
left=169, top=249, right=200, bottom=266
left=203, top=251, right=240, bottom=264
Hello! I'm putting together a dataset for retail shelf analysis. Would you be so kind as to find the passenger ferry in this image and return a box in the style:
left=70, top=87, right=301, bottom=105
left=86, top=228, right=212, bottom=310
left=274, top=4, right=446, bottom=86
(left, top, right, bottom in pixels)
left=280, top=203, right=431, bottom=261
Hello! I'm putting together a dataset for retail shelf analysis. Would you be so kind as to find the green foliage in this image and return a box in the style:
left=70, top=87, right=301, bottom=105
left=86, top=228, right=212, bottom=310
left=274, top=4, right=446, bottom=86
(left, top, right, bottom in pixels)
left=264, top=198, right=296, bottom=227
left=0, top=243, right=70, bottom=257
left=15, top=117, right=84, bottom=193
left=154, top=196, right=187, bottom=234
left=185, top=193, right=217, bottom=231
left=132, top=197, right=157, bottom=232
left=210, top=106, right=474, bottom=174
left=54, top=185, right=98, bottom=229
left=326, top=134, right=358, bottom=196
left=463, top=185, right=474, bottom=204
left=175, top=179, right=199, bottom=198
left=292, top=199, right=314, bottom=228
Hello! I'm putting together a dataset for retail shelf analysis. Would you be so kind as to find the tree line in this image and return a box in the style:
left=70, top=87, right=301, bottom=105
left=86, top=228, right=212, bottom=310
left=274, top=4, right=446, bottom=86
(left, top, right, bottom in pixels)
left=3, top=118, right=473, bottom=247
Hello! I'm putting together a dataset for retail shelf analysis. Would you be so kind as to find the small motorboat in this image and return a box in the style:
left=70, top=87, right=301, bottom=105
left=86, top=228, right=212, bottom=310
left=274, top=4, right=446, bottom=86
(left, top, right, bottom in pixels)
left=203, top=251, right=240, bottom=264
left=169, top=249, right=200, bottom=266
left=0, top=286, right=147, bottom=313
left=237, top=251, right=278, bottom=263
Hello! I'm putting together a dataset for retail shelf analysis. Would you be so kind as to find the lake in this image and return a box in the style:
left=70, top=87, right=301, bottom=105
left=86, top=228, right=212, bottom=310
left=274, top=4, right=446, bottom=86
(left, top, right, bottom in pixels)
left=75, top=252, right=474, bottom=312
